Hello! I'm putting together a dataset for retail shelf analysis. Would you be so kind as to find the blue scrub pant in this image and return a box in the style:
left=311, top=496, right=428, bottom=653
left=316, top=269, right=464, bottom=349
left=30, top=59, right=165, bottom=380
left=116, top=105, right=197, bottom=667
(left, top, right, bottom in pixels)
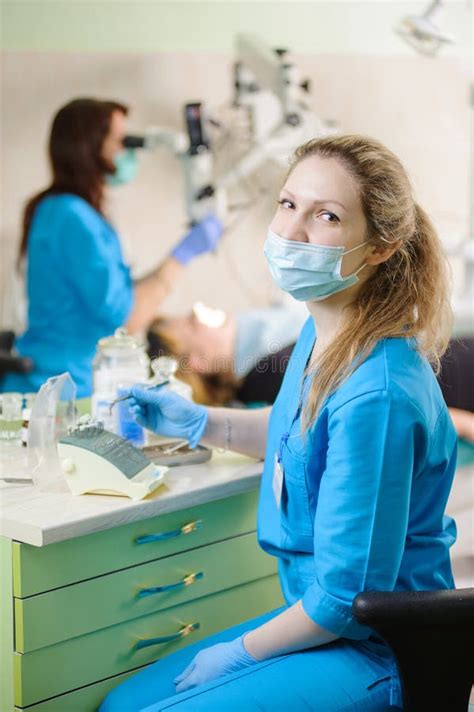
left=99, top=608, right=401, bottom=712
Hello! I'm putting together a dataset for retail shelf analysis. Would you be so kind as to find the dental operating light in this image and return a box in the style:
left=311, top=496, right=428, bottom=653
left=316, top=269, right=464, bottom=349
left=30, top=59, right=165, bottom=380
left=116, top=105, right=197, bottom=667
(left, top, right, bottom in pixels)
left=396, top=0, right=454, bottom=56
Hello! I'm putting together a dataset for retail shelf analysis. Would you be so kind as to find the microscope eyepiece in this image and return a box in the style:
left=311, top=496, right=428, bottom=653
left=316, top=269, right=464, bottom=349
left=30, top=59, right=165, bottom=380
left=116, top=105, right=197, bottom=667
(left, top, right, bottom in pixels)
left=122, top=135, right=146, bottom=149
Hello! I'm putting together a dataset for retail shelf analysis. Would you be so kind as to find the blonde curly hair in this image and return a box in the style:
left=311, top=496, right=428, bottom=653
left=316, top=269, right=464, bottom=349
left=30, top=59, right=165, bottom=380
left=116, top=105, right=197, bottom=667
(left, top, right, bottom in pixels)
left=289, top=135, right=452, bottom=428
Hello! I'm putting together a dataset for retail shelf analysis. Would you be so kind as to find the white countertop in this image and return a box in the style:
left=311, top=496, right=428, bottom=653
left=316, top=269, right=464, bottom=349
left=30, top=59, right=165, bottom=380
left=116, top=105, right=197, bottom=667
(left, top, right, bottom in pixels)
left=1, top=441, right=472, bottom=560
left=0, top=451, right=263, bottom=547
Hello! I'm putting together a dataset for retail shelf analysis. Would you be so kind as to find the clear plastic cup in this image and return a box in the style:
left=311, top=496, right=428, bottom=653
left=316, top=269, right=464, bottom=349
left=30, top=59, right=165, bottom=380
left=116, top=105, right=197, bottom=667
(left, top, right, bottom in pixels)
left=0, top=393, right=23, bottom=441
left=0, top=393, right=26, bottom=479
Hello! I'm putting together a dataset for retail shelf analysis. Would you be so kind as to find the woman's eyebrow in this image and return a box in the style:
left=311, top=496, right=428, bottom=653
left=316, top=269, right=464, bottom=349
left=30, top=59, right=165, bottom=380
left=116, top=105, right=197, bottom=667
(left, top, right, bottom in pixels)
left=314, top=199, right=347, bottom=212
left=281, top=188, right=347, bottom=212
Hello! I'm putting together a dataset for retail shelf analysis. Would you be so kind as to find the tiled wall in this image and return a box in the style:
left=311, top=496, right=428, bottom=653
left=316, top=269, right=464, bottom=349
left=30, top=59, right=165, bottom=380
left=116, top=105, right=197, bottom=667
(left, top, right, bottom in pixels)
left=1, top=50, right=470, bottom=330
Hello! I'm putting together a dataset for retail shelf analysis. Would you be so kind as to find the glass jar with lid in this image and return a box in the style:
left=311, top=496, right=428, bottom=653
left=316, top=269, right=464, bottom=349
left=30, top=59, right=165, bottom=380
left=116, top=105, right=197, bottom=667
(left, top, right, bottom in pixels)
left=92, top=328, right=150, bottom=444
left=150, top=356, right=193, bottom=401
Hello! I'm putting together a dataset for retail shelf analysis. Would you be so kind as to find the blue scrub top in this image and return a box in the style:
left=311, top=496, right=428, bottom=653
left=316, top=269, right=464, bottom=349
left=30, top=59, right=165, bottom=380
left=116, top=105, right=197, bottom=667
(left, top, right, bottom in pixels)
left=2, top=194, right=133, bottom=397
left=258, top=317, right=457, bottom=640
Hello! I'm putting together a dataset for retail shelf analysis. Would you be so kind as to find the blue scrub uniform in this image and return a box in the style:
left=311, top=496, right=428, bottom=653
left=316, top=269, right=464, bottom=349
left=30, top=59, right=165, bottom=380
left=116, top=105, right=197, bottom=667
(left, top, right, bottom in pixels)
left=100, top=318, right=457, bottom=712
left=1, top=194, right=133, bottom=397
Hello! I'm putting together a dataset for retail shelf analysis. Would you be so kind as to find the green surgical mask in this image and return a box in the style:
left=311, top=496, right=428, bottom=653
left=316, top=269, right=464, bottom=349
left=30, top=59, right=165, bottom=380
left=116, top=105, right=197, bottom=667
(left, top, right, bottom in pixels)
left=106, top=149, right=138, bottom=187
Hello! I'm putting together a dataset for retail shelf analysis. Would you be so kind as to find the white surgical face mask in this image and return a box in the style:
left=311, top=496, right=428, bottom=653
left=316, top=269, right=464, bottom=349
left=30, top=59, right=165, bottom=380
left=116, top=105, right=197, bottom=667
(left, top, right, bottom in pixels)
left=264, top=229, right=368, bottom=302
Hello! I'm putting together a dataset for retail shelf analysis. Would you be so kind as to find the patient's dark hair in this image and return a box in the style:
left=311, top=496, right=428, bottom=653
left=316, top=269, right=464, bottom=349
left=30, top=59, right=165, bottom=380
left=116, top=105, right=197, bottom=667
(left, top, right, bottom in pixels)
left=18, top=97, right=128, bottom=266
left=147, top=318, right=238, bottom=406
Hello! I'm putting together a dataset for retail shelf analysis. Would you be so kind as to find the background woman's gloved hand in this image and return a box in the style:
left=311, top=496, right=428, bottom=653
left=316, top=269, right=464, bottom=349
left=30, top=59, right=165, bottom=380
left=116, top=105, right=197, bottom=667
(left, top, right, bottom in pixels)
left=128, top=386, right=208, bottom=448
left=171, top=214, right=223, bottom=266
left=174, top=635, right=257, bottom=693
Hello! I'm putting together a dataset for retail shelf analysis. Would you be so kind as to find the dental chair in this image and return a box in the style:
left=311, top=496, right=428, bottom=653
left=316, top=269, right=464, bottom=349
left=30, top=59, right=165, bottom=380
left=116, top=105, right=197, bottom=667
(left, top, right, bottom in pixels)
left=438, top=336, right=474, bottom=413
left=352, top=588, right=474, bottom=712
left=0, top=330, right=33, bottom=378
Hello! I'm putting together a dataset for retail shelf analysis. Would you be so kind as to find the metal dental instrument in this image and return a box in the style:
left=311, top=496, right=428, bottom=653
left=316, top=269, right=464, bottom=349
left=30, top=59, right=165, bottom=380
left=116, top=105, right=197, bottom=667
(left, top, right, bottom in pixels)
left=0, top=477, right=32, bottom=484
left=108, top=380, right=170, bottom=414
left=161, top=439, right=189, bottom=455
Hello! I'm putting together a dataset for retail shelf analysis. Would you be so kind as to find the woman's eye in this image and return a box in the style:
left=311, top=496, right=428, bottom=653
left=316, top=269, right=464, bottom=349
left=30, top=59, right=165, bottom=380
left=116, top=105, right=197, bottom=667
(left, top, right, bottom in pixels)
left=315, top=210, right=339, bottom=223
left=277, top=198, right=294, bottom=209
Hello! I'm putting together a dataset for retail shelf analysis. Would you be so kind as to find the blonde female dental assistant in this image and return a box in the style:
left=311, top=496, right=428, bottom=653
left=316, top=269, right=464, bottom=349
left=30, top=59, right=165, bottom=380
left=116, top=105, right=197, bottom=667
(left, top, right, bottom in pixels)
left=100, top=135, right=457, bottom=712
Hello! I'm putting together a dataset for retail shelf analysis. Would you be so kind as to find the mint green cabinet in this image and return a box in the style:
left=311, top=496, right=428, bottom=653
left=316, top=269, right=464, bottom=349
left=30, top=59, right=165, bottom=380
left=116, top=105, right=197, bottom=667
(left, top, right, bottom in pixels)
left=17, top=670, right=137, bottom=712
left=13, top=490, right=260, bottom=597
left=16, top=532, right=277, bottom=652
left=15, top=576, right=282, bottom=707
left=0, top=537, right=14, bottom=712
left=1, top=489, right=284, bottom=711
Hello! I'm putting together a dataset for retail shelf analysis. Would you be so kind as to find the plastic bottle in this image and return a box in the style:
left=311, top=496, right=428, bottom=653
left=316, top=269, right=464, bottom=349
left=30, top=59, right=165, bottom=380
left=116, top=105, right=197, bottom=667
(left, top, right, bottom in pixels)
left=21, top=393, right=36, bottom=447
left=92, top=329, right=150, bottom=446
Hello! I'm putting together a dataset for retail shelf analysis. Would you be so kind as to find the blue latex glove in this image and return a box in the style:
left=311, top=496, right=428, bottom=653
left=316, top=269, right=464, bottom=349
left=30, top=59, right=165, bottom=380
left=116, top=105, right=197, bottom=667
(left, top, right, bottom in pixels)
left=174, top=635, right=257, bottom=693
left=128, top=385, right=208, bottom=448
left=171, top=214, right=223, bottom=266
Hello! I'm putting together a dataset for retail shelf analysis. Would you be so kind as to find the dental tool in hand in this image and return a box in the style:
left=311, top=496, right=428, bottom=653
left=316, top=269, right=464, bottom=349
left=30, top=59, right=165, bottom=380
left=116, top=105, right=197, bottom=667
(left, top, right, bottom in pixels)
left=108, top=380, right=170, bottom=414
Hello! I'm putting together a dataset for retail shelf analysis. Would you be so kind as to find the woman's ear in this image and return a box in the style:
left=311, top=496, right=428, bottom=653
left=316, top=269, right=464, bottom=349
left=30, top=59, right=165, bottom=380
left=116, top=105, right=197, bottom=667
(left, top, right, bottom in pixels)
left=366, top=241, right=401, bottom=266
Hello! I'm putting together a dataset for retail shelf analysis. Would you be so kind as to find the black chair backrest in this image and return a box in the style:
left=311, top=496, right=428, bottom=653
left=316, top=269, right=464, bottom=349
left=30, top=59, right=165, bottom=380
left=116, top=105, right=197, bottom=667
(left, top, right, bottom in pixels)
left=438, top=336, right=474, bottom=412
left=353, top=588, right=474, bottom=712
left=0, top=330, right=15, bottom=351
left=0, top=330, right=33, bottom=377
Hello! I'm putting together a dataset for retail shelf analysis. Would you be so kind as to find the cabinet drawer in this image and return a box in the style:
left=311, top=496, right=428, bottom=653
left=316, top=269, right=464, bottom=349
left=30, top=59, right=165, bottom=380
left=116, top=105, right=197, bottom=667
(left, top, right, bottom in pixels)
left=16, top=532, right=277, bottom=652
left=13, top=490, right=259, bottom=597
left=14, top=575, right=284, bottom=707
left=15, top=669, right=135, bottom=712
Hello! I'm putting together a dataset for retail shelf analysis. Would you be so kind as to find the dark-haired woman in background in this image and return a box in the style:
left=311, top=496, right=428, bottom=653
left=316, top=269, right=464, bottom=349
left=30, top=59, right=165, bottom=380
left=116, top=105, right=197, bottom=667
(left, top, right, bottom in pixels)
left=1, top=98, right=222, bottom=397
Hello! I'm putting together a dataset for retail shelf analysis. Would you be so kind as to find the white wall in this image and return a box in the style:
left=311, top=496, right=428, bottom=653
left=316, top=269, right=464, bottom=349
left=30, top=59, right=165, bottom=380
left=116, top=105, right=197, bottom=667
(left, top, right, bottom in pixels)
left=1, top=9, right=471, bottom=329
left=2, top=1, right=472, bottom=56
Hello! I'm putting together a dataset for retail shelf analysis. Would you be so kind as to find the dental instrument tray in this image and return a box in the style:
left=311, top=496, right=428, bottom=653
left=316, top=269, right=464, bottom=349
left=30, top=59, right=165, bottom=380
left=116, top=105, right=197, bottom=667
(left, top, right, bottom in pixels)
left=58, top=416, right=167, bottom=500
left=141, top=441, right=212, bottom=467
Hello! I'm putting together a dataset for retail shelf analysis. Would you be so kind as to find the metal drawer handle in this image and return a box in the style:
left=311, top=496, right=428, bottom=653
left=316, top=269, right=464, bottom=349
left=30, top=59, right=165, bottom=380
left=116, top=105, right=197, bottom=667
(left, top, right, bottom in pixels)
left=135, top=622, right=200, bottom=650
left=138, top=572, right=204, bottom=599
left=135, top=520, right=202, bottom=545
